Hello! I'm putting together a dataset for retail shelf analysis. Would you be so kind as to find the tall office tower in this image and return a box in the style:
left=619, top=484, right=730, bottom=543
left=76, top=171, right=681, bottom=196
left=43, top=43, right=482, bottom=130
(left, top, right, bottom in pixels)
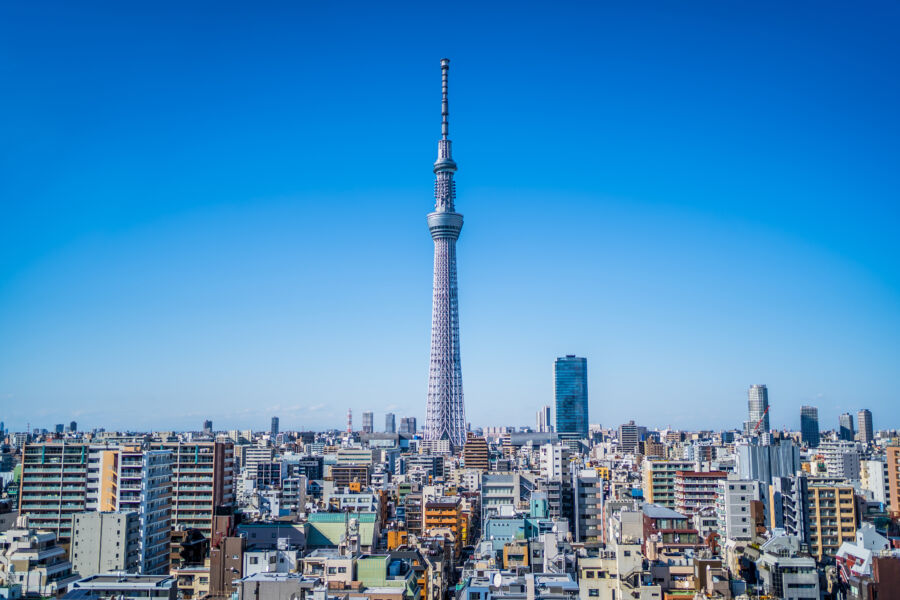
left=800, top=405, right=820, bottom=448
left=618, top=421, right=642, bottom=454
left=203, top=420, right=213, bottom=434
left=54, top=424, right=64, bottom=434
left=424, top=59, right=466, bottom=452
left=70, top=420, right=77, bottom=432
left=399, top=417, right=417, bottom=436
left=839, top=412, right=855, bottom=442
left=149, top=440, right=234, bottom=541
left=385, top=412, right=396, bottom=434
left=858, top=409, right=874, bottom=444
left=555, top=355, right=588, bottom=441
left=270, top=416, right=279, bottom=436
left=536, top=405, right=552, bottom=433
left=747, top=384, right=770, bottom=434
left=362, top=411, right=374, bottom=434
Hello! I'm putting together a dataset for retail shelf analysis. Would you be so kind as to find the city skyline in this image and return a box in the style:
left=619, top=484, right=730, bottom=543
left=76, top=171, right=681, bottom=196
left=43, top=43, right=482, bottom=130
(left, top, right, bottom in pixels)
left=3, top=4, right=898, bottom=596
left=2, top=2, right=899, bottom=432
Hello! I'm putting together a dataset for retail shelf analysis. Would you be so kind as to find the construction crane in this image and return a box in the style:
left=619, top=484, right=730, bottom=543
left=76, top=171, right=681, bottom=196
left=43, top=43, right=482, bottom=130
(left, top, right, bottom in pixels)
left=753, top=405, right=771, bottom=434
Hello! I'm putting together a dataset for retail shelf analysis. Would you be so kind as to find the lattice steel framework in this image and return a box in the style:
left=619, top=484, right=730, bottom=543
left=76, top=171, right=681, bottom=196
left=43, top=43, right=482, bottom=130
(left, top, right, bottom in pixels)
left=425, top=58, right=466, bottom=451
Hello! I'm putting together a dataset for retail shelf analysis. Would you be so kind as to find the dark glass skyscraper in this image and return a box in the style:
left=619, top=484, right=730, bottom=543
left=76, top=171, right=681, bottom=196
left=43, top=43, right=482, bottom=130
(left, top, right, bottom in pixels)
left=270, top=416, right=279, bottom=436
left=800, top=405, right=819, bottom=447
left=554, top=355, right=588, bottom=440
left=400, top=417, right=417, bottom=435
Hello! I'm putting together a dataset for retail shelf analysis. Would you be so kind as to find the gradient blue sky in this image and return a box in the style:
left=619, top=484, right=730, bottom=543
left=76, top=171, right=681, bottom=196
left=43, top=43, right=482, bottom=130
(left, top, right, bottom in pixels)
left=1, top=1, right=899, bottom=433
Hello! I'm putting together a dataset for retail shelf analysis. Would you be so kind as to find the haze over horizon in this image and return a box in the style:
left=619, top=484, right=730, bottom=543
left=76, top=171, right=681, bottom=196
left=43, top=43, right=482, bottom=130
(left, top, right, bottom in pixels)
left=1, top=1, right=899, bottom=433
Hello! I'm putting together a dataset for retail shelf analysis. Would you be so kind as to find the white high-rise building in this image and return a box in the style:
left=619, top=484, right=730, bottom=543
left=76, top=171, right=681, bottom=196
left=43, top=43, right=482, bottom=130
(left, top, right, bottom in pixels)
left=746, top=384, right=770, bottom=434
left=861, top=459, right=890, bottom=507
left=536, top=405, right=552, bottom=433
left=819, top=440, right=862, bottom=481
left=539, top=443, right=571, bottom=480
left=116, top=448, right=172, bottom=574
left=618, top=421, right=642, bottom=454
left=716, top=477, right=762, bottom=541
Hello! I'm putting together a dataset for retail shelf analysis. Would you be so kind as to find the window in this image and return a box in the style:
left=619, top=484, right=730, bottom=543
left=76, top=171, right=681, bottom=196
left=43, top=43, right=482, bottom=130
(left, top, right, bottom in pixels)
left=250, top=557, right=259, bottom=565
left=589, top=590, right=599, bottom=597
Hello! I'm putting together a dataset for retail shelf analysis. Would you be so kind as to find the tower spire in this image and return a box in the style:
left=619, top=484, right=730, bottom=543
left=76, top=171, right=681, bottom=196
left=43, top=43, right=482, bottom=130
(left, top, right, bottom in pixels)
left=441, top=58, right=450, bottom=140
left=433, top=59, right=457, bottom=212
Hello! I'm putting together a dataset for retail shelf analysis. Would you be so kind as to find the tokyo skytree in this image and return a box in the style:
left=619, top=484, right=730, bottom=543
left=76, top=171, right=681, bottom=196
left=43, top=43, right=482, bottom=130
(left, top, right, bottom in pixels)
left=424, top=58, right=466, bottom=451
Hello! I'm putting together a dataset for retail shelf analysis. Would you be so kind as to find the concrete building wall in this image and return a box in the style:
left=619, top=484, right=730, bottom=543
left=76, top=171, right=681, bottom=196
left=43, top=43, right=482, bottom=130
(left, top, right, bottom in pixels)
left=71, top=511, right=140, bottom=577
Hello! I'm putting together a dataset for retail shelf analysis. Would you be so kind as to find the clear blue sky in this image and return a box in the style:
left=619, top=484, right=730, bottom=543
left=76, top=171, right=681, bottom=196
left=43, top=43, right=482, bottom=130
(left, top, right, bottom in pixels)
left=1, top=1, right=898, bottom=434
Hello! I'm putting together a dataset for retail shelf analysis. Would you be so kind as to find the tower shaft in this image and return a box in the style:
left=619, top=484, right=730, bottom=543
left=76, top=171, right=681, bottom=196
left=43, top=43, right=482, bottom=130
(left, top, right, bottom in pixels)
left=425, top=59, right=466, bottom=451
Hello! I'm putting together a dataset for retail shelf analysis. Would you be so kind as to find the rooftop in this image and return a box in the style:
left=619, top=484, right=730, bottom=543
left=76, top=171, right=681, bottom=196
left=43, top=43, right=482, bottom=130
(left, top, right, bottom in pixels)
left=641, top=503, right=687, bottom=520
left=72, top=574, right=174, bottom=589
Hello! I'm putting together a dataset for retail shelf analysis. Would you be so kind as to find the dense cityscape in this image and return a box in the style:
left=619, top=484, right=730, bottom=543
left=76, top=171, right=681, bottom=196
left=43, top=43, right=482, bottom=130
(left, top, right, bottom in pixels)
left=1, top=55, right=899, bottom=600
left=1, top=375, right=897, bottom=600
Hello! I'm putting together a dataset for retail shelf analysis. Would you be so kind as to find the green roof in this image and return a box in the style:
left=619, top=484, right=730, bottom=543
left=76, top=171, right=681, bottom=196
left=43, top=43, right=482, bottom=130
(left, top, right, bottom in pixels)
left=310, top=512, right=376, bottom=523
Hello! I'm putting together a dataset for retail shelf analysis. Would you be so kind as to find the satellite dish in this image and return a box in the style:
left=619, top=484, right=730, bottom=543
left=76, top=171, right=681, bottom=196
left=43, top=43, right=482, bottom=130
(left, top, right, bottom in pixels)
left=492, top=573, right=502, bottom=587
